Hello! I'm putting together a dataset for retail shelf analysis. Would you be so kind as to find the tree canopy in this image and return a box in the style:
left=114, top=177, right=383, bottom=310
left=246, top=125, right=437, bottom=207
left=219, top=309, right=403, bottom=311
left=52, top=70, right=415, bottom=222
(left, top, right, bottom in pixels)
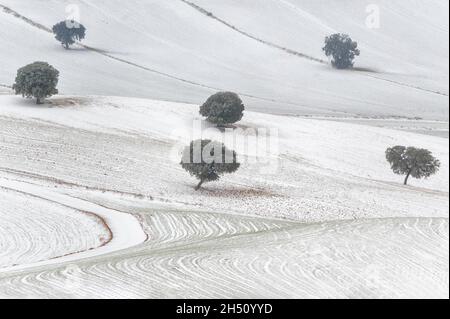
left=13, top=62, right=59, bottom=104
left=386, top=146, right=440, bottom=185
left=52, top=20, right=86, bottom=49
left=181, top=139, right=240, bottom=190
left=200, top=92, right=245, bottom=126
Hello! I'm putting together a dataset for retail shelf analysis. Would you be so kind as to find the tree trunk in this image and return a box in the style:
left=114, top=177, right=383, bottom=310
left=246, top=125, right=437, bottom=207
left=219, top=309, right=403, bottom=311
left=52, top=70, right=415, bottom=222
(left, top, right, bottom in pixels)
left=36, top=98, right=42, bottom=105
left=404, top=170, right=412, bottom=185
left=195, top=179, right=204, bottom=191
left=64, top=42, right=69, bottom=50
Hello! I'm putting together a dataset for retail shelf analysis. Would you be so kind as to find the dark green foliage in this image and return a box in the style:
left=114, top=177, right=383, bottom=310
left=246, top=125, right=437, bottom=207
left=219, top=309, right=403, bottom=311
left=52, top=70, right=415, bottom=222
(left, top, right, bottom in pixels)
left=200, top=92, right=245, bottom=126
left=386, top=146, right=441, bottom=185
left=181, top=139, right=240, bottom=190
left=52, top=20, right=86, bottom=49
left=323, top=33, right=360, bottom=69
left=13, top=62, right=59, bottom=104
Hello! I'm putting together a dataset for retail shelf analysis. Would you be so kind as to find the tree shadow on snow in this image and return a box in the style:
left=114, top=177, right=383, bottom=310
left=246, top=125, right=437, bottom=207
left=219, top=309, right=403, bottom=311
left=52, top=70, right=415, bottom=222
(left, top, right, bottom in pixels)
left=47, top=97, right=91, bottom=108
left=197, top=186, right=283, bottom=198
left=14, top=97, right=91, bottom=109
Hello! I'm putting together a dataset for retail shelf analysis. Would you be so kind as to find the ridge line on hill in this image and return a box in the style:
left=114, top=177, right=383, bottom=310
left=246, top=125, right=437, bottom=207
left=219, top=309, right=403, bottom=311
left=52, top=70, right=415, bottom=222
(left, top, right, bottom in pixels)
left=0, top=4, right=51, bottom=32
left=0, top=182, right=113, bottom=273
left=179, top=0, right=448, bottom=98
left=0, top=2, right=335, bottom=114
left=179, top=0, right=327, bottom=64
left=1, top=1, right=445, bottom=112
left=362, top=73, right=449, bottom=97
left=0, top=176, right=147, bottom=273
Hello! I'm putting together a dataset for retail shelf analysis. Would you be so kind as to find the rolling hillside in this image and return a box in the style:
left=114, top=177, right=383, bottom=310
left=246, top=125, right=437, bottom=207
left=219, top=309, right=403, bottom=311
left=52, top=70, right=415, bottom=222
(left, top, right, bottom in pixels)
left=0, top=0, right=448, bottom=119
left=0, top=95, right=448, bottom=298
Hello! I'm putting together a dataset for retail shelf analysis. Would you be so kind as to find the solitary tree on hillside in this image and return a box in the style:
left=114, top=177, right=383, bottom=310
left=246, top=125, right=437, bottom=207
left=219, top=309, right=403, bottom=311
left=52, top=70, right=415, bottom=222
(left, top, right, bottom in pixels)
left=52, top=20, right=86, bottom=49
left=181, top=139, right=240, bottom=190
left=323, top=33, right=360, bottom=69
left=200, top=92, right=245, bottom=126
left=13, top=62, right=59, bottom=104
left=385, top=146, right=441, bottom=185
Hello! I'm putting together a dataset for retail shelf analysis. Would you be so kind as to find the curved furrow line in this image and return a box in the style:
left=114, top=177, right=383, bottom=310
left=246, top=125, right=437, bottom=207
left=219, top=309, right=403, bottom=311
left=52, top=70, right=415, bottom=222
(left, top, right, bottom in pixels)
left=275, top=0, right=449, bottom=97
left=1, top=217, right=446, bottom=298
left=0, top=90, right=448, bottom=298
left=3, top=203, right=297, bottom=297
left=0, top=177, right=146, bottom=273
left=180, top=0, right=447, bottom=97
left=0, top=167, right=155, bottom=201
left=363, top=73, right=449, bottom=97
left=0, top=2, right=327, bottom=114
left=138, top=208, right=294, bottom=251
left=77, top=43, right=331, bottom=113
left=0, top=4, right=51, bottom=32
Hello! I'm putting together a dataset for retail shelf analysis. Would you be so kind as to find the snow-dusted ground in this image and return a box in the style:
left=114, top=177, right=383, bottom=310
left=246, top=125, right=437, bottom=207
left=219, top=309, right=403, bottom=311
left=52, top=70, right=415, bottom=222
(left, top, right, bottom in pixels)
left=0, top=95, right=448, bottom=298
left=309, top=117, right=449, bottom=138
left=0, top=0, right=448, bottom=299
left=0, top=178, right=146, bottom=273
left=0, top=0, right=448, bottom=120
left=0, top=184, right=111, bottom=269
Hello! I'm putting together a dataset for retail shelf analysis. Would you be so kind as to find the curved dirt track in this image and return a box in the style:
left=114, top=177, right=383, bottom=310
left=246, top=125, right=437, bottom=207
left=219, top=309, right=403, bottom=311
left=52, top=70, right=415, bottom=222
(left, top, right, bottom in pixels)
left=0, top=177, right=146, bottom=273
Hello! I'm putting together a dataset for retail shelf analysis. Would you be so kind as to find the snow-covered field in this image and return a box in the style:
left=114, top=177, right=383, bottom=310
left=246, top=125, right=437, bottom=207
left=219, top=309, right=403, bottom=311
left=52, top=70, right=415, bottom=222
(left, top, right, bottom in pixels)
left=0, top=0, right=448, bottom=119
left=0, top=95, right=448, bottom=298
left=0, top=0, right=448, bottom=299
